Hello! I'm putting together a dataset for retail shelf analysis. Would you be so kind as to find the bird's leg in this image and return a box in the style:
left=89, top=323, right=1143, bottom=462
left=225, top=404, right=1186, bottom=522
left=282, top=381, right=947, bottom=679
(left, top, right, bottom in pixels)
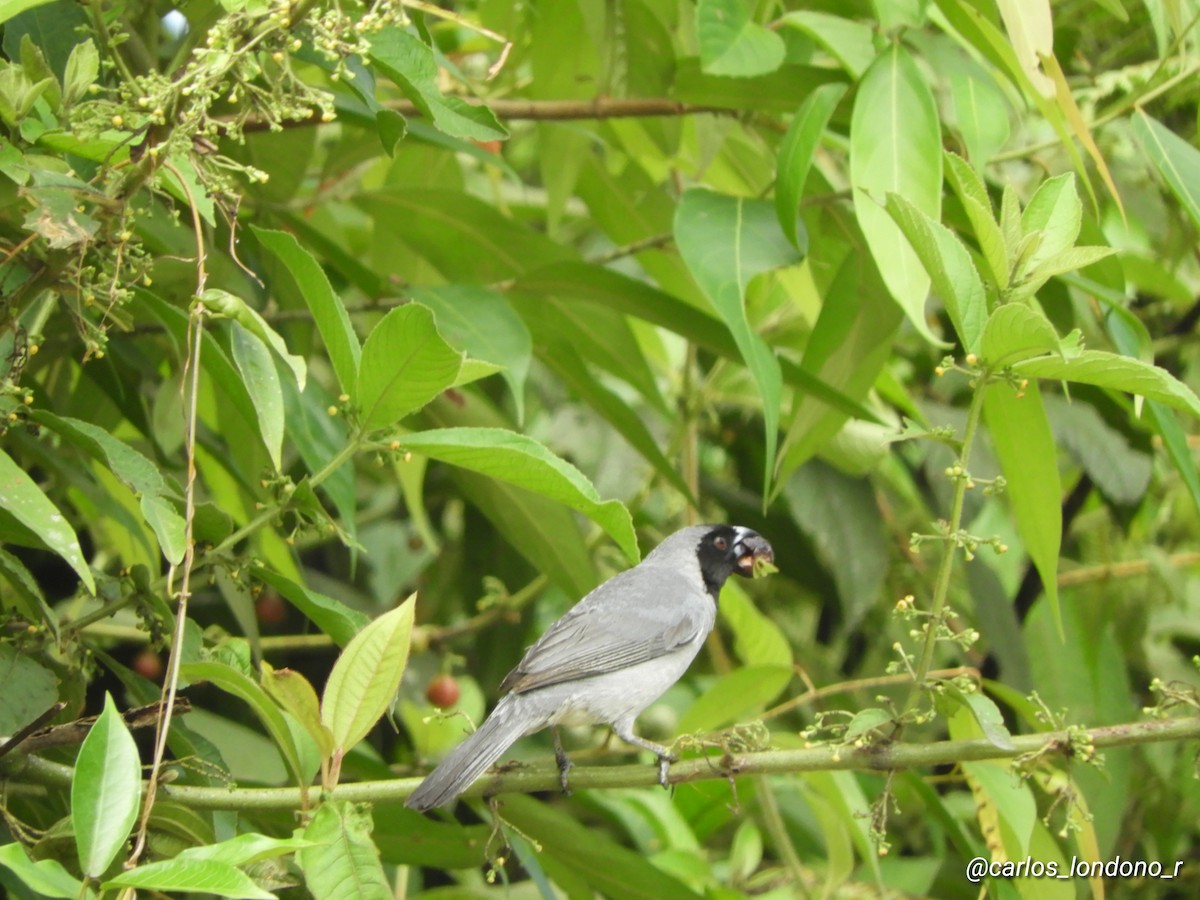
left=552, top=727, right=573, bottom=795
left=612, top=724, right=677, bottom=789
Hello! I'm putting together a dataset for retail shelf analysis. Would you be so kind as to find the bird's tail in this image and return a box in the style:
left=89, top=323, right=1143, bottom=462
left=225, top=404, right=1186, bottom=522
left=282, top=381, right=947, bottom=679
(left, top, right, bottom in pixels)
left=405, top=695, right=537, bottom=811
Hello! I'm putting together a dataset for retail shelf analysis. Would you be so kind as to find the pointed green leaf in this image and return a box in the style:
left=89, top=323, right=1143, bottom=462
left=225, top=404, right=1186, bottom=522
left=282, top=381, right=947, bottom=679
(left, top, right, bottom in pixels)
left=775, top=83, right=846, bottom=248
left=398, top=427, right=639, bottom=563
left=851, top=44, right=945, bottom=345
left=678, top=665, right=793, bottom=732
left=179, top=660, right=305, bottom=788
left=945, top=685, right=1015, bottom=750
left=1131, top=110, right=1200, bottom=231
left=981, top=303, right=1062, bottom=368
left=230, top=320, right=285, bottom=470
left=104, top=859, right=275, bottom=899
left=778, top=257, right=902, bottom=481
left=200, top=289, right=306, bottom=390
left=675, top=189, right=801, bottom=499
left=264, top=662, right=334, bottom=758
left=499, top=795, right=702, bottom=900
left=298, top=800, right=390, bottom=900
left=0, top=446, right=94, bottom=593
left=178, top=832, right=315, bottom=867
left=30, top=411, right=186, bottom=564
left=1014, top=350, right=1200, bottom=417
left=72, top=694, right=142, bottom=877
left=779, top=11, right=876, bottom=77
left=250, top=566, right=369, bottom=647
left=1018, top=173, right=1081, bottom=274
left=944, top=152, right=1009, bottom=290
left=321, top=594, right=416, bottom=752
left=367, top=28, right=506, bottom=142
left=697, top=0, right=786, bottom=77
left=983, top=381, right=1061, bottom=635
left=0, top=844, right=91, bottom=900
left=0, top=547, right=56, bottom=632
left=356, top=304, right=462, bottom=431
left=411, top=285, right=532, bottom=423
left=252, top=227, right=361, bottom=397
left=885, top=191, right=987, bottom=352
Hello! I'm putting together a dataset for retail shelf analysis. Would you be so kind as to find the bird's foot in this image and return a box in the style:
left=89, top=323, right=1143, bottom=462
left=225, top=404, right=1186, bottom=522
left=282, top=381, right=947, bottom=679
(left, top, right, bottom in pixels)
left=553, top=728, right=574, bottom=795
left=655, top=750, right=678, bottom=789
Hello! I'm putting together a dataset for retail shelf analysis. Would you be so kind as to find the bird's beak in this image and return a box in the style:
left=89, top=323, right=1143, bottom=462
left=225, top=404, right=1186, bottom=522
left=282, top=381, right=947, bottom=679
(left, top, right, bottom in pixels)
left=732, top=529, right=775, bottom=578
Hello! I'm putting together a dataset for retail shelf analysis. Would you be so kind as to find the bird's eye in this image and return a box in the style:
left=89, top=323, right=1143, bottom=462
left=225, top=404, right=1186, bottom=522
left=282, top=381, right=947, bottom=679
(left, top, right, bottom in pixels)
left=714, top=536, right=727, bottom=550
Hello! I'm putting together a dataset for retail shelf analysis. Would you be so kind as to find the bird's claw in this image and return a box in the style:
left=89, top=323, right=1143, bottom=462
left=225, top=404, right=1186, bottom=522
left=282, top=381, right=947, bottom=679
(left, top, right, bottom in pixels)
left=656, top=751, right=678, bottom=789
left=554, top=732, right=574, bottom=795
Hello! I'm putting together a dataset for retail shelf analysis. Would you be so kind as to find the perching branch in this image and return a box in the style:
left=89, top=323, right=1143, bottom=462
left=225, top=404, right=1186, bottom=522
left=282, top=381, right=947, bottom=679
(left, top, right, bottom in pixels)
left=238, top=97, right=730, bottom=132
left=6, top=715, right=1197, bottom=812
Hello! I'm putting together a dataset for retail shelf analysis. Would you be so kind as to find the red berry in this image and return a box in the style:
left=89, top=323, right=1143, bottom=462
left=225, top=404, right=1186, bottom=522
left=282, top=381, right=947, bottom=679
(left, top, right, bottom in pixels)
left=255, top=592, right=286, bottom=625
left=133, top=648, right=163, bottom=681
left=425, top=674, right=460, bottom=709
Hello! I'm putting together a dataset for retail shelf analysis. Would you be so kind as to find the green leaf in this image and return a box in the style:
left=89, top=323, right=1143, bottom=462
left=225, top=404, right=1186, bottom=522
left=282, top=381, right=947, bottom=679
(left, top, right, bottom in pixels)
left=1014, top=350, right=1200, bottom=418
left=500, top=794, right=704, bottom=900
left=983, top=381, right=1061, bottom=635
left=0, top=446, right=94, bottom=593
left=250, top=566, right=369, bottom=646
left=104, top=859, right=275, bottom=900
left=398, top=427, right=639, bottom=564
left=720, top=579, right=791, bottom=668
left=0, top=547, right=56, bottom=632
left=356, top=304, right=462, bottom=431
left=777, top=257, right=901, bottom=480
left=356, top=188, right=574, bottom=282
left=321, top=595, right=416, bottom=752
left=252, top=227, right=361, bottom=397
left=680, top=665, right=792, bottom=733
left=980, top=303, right=1061, bottom=368
left=782, top=459, right=888, bottom=630
left=779, top=11, right=876, bottom=77
left=0, top=0, right=57, bottom=27
left=263, top=662, right=334, bottom=758
left=411, top=285, right=531, bottom=423
left=179, top=660, right=306, bottom=788
left=884, top=191, right=987, bottom=352
left=516, top=262, right=881, bottom=424
left=946, top=153, right=1009, bottom=290
left=675, top=189, right=801, bottom=500
left=775, top=84, right=846, bottom=248
left=373, top=807, right=490, bottom=869
left=945, top=686, right=1015, bottom=750
left=72, top=694, right=142, bottom=877
left=1130, top=110, right=1200, bottom=231
left=199, top=289, right=306, bottom=391
left=1018, top=173, right=1081, bottom=274
left=177, top=832, right=315, bottom=867
left=0, top=642, right=57, bottom=735
left=844, top=707, right=892, bottom=741
left=367, top=28, right=507, bottom=142
left=230, top=320, right=285, bottom=470
left=299, top=800, right=390, bottom=900
left=851, top=44, right=945, bottom=346
left=697, top=0, right=786, bottom=77
left=32, top=411, right=186, bottom=564
left=0, top=843, right=92, bottom=900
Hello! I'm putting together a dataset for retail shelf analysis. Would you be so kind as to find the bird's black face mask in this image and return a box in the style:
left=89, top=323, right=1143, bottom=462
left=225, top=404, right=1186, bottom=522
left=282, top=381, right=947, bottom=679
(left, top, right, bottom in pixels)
left=696, top=525, right=775, bottom=600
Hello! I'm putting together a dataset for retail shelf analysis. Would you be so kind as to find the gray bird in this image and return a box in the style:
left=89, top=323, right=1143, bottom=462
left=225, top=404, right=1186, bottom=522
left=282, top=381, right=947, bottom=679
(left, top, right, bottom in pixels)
left=405, top=524, right=775, bottom=811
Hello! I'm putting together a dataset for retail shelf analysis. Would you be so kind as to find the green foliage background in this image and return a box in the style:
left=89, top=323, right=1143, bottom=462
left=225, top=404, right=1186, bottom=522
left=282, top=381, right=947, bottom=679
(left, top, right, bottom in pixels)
left=1, top=0, right=1200, bottom=897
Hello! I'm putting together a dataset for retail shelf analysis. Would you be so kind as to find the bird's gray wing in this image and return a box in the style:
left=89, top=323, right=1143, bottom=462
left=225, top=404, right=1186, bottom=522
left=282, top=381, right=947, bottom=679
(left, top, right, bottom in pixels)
left=499, top=566, right=709, bottom=695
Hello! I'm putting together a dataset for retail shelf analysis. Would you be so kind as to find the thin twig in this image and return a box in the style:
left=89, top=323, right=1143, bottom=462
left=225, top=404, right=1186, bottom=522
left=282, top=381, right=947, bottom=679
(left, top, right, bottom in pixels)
left=127, top=164, right=208, bottom=867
